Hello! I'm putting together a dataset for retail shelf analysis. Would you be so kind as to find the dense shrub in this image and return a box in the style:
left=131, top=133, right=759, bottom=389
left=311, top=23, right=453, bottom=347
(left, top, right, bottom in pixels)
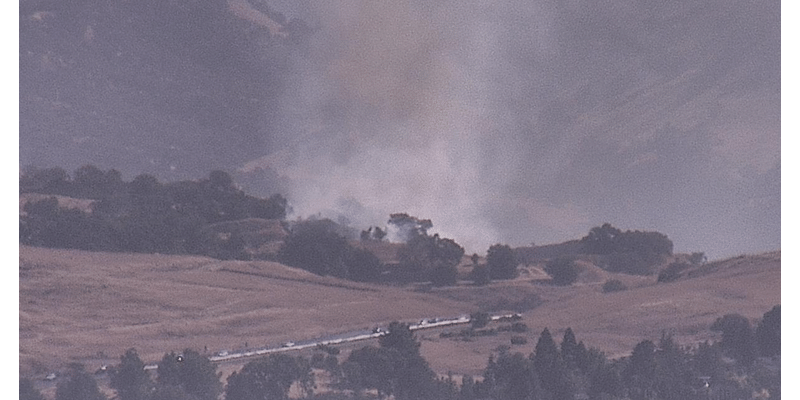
left=544, top=257, right=580, bottom=286
left=602, top=279, right=627, bottom=293
left=510, top=336, right=528, bottom=345
left=657, top=262, right=690, bottom=283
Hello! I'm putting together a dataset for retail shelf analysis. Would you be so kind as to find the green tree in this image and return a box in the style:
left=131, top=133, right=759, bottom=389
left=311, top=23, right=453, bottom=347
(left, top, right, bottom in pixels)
left=756, top=305, right=780, bottom=357
left=225, top=354, right=314, bottom=400
left=157, top=349, right=222, bottom=400
left=345, top=247, right=383, bottom=282
left=544, top=257, right=580, bottom=286
left=580, top=223, right=621, bottom=255
left=623, top=340, right=657, bottom=398
left=483, top=352, right=539, bottom=400
left=469, top=264, right=490, bottom=286
left=486, top=244, right=517, bottom=280
left=278, top=220, right=351, bottom=278
left=711, top=314, right=757, bottom=365
left=398, top=233, right=464, bottom=285
left=20, top=377, right=45, bottom=400
left=55, top=364, right=107, bottom=400
left=110, top=348, right=153, bottom=400
left=532, top=328, right=572, bottom=399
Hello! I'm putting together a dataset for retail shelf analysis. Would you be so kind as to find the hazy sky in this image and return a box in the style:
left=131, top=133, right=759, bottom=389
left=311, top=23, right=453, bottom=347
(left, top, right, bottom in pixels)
left=18, top=0, right=781, bottom=260
left=243, top=0, right=779, bottom=259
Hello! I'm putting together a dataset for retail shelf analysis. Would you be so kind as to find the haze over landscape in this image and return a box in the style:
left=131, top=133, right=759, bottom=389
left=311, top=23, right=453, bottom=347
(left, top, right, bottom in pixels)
left=19, top=0, right=780, bottom=259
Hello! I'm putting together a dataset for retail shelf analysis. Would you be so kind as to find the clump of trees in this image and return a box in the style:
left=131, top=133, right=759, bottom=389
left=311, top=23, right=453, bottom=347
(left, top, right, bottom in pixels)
left=278, top=218, right=383, bottom=282
left=21, top=305, right=780, bottom=400
left=20, top=166, right=287, bottom=259
left=580, top=223, right=673, bottom=275
left=390, top=214, right=464, bottom=286
left=543, top=257, right=580, bottom=286
left=657, top=261, right=690, bottom=283
left=486, top=244, right=518, bottom=280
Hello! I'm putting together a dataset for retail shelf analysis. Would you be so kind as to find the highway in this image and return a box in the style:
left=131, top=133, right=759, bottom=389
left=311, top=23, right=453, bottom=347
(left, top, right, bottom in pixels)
left=142, top=313, right=520, bottom=370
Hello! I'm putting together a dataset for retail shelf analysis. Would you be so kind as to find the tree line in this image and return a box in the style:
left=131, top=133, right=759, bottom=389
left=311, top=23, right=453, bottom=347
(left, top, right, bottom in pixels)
left=20, top=165, right=287, bottom=259
left=21, top=305, right=779, bottom=400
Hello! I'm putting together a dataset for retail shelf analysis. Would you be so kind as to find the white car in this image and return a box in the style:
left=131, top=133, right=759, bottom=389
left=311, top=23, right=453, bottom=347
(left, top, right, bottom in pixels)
left=282, top=342, right=295, bottom=348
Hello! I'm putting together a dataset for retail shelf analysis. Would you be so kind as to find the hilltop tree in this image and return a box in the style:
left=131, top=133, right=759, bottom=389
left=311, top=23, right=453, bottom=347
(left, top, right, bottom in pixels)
left=388, top=213, right=433, bottom=241
left=486, top=244, right=517, bottom=280
left=398, top=233, right=464, bottom=285
left=544, top=257, right=580, bottom=286
left=110, top=348, right=153, bottom=400
left=580, top=223, right=621, bottom=255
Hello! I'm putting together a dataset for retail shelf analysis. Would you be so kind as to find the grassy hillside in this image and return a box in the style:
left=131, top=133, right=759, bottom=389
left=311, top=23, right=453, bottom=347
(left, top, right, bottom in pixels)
left=20, top=245, right=779, bottom=382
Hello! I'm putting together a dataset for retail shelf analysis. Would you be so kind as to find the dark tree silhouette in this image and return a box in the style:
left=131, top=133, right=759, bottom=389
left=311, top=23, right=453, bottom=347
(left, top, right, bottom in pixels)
left=711, top=314, right=757, bottom=365
left=55, top=364, right=107, bottom=400
left=110, top=348, right=153, bottom=400
left=225, top=354, right=314, bottom=400
left=157, top=349, right=222, bottom=400
left=20, top=378, right=45, bottom=400
left=756, top=305, right=780, bottom=357
left=544, top=257, right=580, bottom=286
left=486, top=244, right=517, bottom=280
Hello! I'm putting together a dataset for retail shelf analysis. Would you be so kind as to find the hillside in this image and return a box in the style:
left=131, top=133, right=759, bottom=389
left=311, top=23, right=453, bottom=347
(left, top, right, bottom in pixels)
left=18, top=245, right=473, bottom=376
left=419, top=251, right=780, bottom=376
left=20, top=244, right=779, bottom=381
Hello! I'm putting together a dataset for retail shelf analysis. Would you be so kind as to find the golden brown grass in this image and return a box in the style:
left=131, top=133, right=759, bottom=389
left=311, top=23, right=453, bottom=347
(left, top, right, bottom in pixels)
left=20, top=244, right=779, bottom=385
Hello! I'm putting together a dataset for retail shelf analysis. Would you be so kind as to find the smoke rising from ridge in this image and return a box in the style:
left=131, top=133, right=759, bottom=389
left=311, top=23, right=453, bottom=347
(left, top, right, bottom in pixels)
left=251, top=0, right=779, bottom=258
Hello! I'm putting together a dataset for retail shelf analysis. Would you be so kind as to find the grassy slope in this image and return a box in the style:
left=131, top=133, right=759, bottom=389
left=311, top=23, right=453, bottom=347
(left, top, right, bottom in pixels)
left=20, top=245, right=779, bottom=381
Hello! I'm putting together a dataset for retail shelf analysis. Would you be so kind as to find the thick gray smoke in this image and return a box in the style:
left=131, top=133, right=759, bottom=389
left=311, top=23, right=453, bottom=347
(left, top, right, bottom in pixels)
left=246, top=0, right=779, bottom=258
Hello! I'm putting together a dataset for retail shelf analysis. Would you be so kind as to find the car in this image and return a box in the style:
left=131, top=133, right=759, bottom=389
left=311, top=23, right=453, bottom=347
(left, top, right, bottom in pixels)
left=43, top=373, right=57, bottom=381
left=282, top=342, right=295, bottom=348
left=217, top=350, right=229, bottom=357
left=372, top=327, right=384, bottom=334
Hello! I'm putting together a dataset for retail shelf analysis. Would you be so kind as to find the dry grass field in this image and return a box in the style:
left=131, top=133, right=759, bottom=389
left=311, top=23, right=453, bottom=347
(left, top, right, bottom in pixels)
left=20, top=245, right=780, bottom=387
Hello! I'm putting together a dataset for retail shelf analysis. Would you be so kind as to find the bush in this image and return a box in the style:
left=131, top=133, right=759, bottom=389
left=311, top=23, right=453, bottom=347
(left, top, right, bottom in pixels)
left=469, top=264, right=491, bottom=286
left=470, top=312, right=490, bottom=329
left=510, top=336, right=528, bottom=345
left=657, top=262, right=689, bottom=283
left=544, top=257, right=580, bottom=286
left=602, top=279, right=627, bottom=293
left=511, top=322, right=529, bottom=333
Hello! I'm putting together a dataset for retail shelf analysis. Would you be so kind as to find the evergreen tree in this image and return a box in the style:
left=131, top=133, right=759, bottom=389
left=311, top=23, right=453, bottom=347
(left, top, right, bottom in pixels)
left=110, top=348, right=153, bottom=400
